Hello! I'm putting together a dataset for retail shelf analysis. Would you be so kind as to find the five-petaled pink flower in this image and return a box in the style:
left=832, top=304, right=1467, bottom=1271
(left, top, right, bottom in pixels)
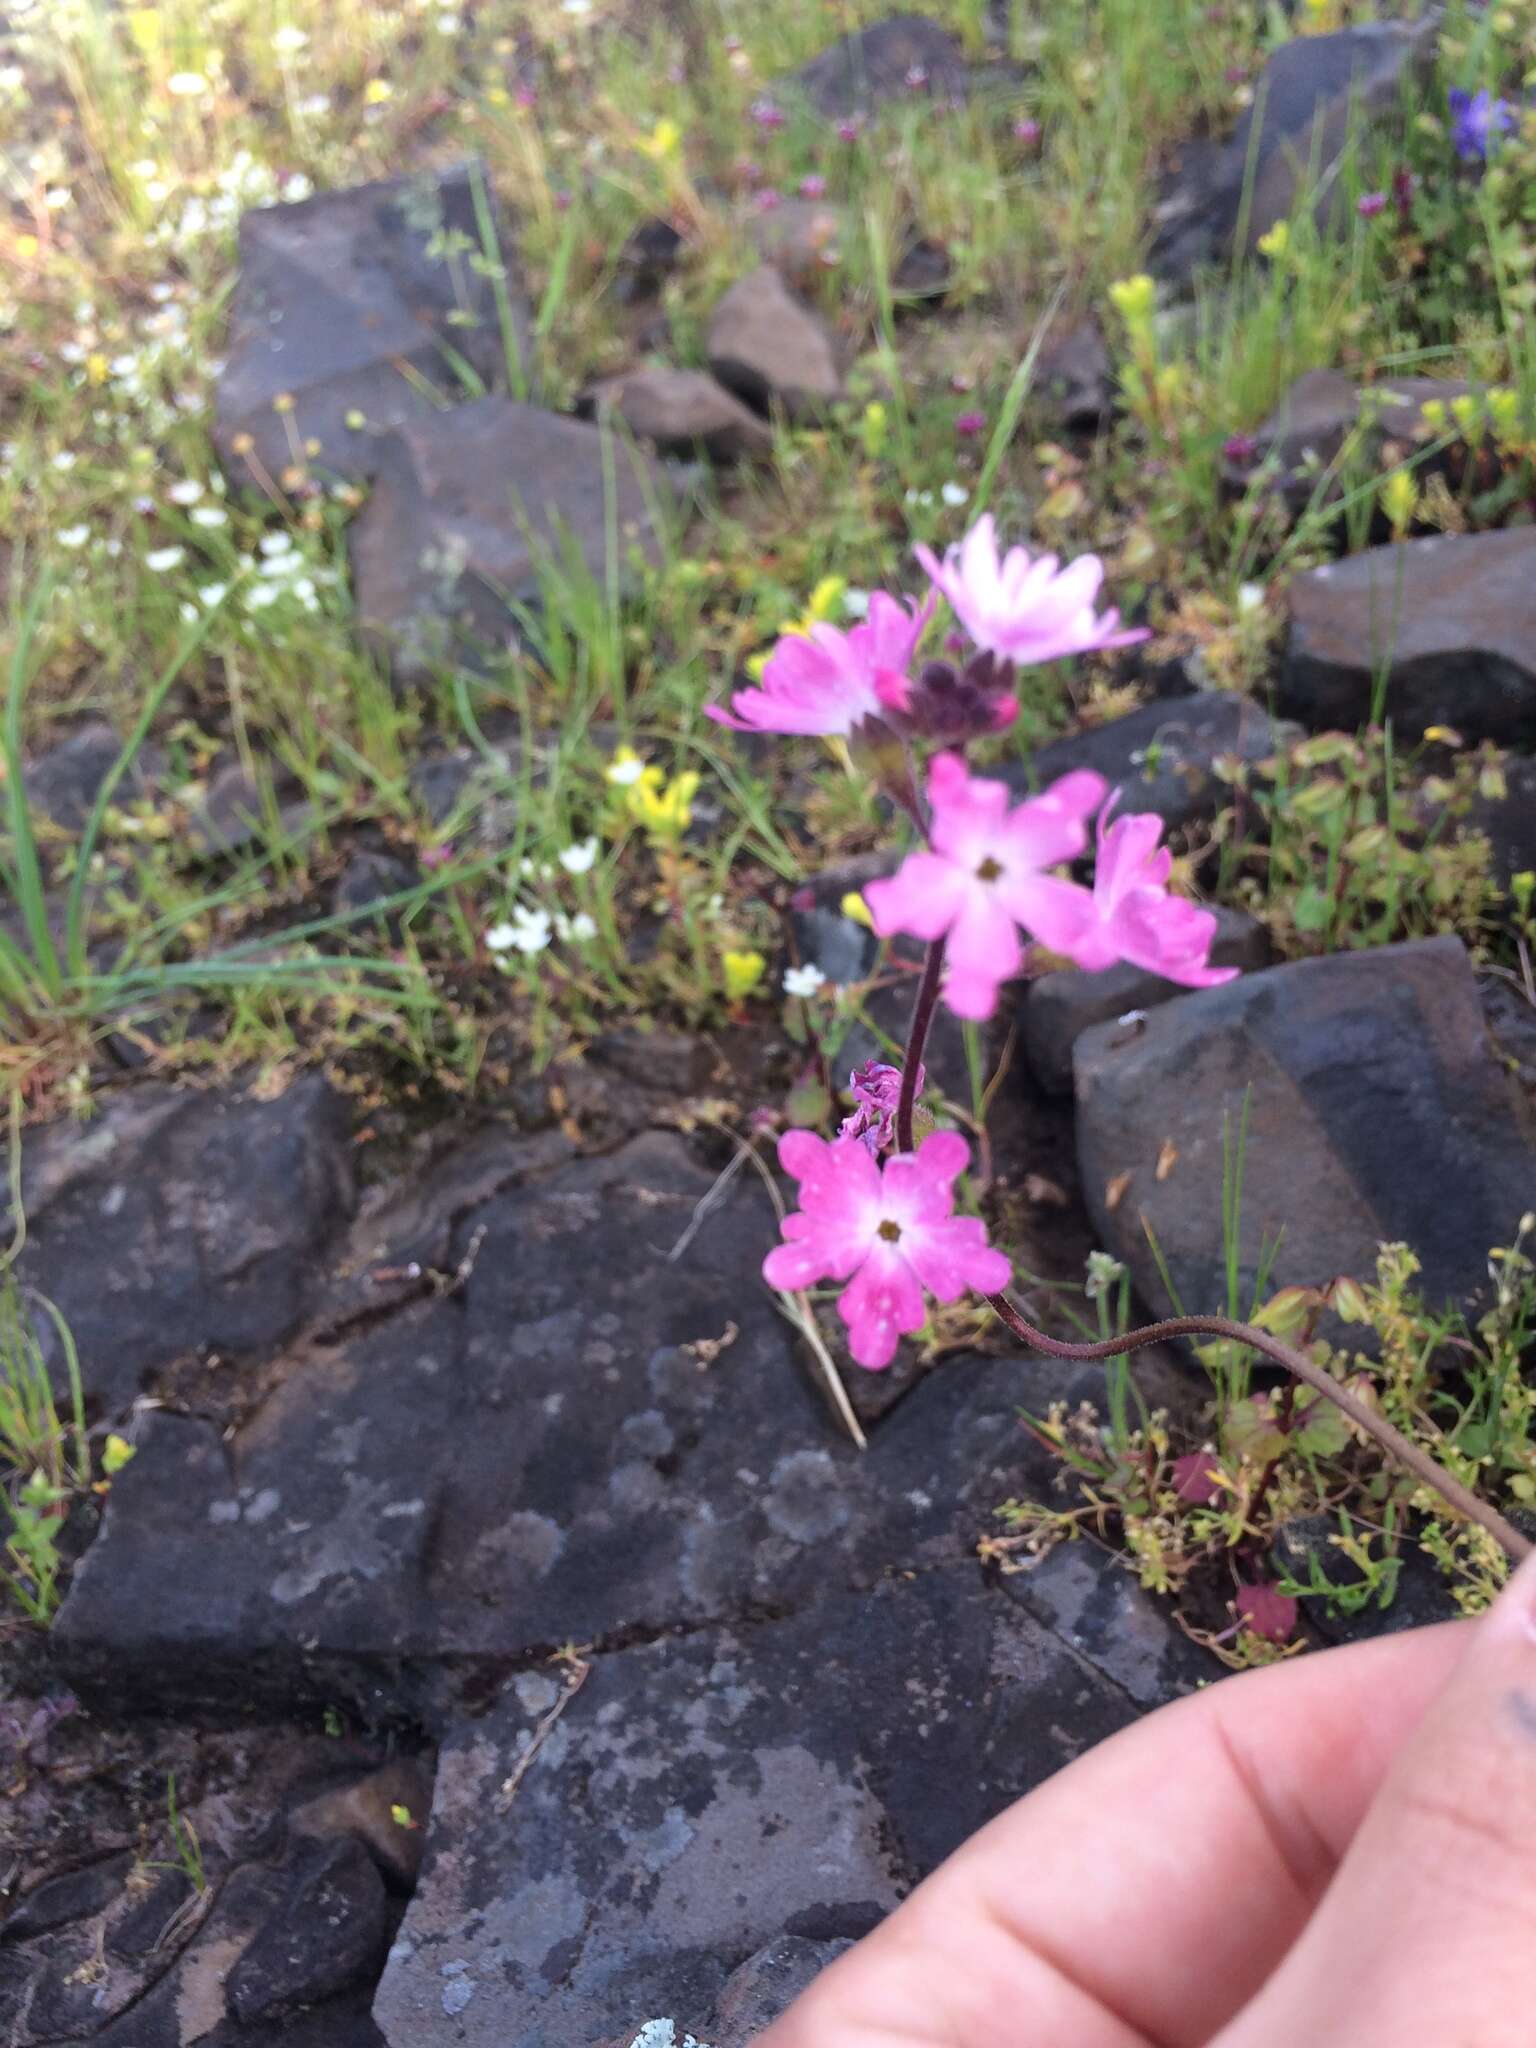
left=763, top=1127, right=1010, bottom=1368
left=863, top=752, right=1106, bottom=1019
left=1068, top=806, right=1238, bottom=987
left=915, top=514, right=1148, bottom=668
left=706, top=591, right=933, bottom=736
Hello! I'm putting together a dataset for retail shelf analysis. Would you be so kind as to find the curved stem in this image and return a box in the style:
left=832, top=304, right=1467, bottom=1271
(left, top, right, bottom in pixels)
left=986, top=1290, right=1531, bottom=1564
left=895, top=936, right=946, bottom=1153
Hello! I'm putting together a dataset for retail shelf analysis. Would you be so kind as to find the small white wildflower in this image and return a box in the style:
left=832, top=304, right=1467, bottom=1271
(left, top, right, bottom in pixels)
left=144, top=545, right=185, bottom=573
left=199, top=581, right=228, bottom=607
left=489, top=905, right=553, bottom=956
left=1084, top=1249, right=1127, bottom=1302
left=940, top=480, right=969, bottom=507
left=436, top=13, right=462, bottom=30
left=297, top=92, right=332, bottom=116
left=259, top=531, right=294, bottom=557
left=842, top=588, right=871, bottom=619
left=57, top=524, right=90, bottom=550
left=558, top=836, right=599, bottom=875
left=282, top=174, right=314, bottom=203
left=562, top=0, right=592, bottom=14
left=190, top=504, right=227, bottom=527
left=104, top=538, right=122, bottom=558
left=245, top=581, right=279, bottom=608
left=568, top=912, right=597, bottom=943
left=166, top=71, right=209, bottom=96
left=167, top=478, right=204, bottom=505
left=179, top=601, right=199, bottom=623
left=52, top=449, right=77, bottom=472
left=484, top=921, right=517, bottom=953
left=0, top=64, right=23, bottom=90
left=272, top=24, right=308, bottom=54
left=59, top=342, right=86, bottom=365
left=606, top=752, right=644, bottom=786
left=45, top=187, right=71, bottom=211
left=110, top=352, right=138, bottom=376
left=1237, top=581, right=1266, bottom=616
left=149, top=280, right=175, bottom=303
left=782, top=963, right=827, bottom=998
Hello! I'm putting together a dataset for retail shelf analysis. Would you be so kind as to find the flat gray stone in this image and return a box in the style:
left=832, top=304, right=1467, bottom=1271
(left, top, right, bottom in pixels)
left=371, top=1570, right=1138, bottom=2047
left=350, top=397, right=667, bottom=681
left=1221, top=370, right=1477, bottom=514
left=215, top=164, right=525, bottom=487
left=706, top=268, right=840, bottom=420
left=1073, top=935, right=1536, bottom=1322
left=1281, top=528, right=1536, bottom=744
left=586, top=366, right=773, bottom=460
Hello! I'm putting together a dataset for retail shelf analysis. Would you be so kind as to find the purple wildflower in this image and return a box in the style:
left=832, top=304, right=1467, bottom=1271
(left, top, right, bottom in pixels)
left=1356, top=191, right=1387, bottom=218
left=751, top=96, right=786, bottom=131
left=839, top=1059, right=926, bottom=1157
left=955, top=409, right=986, bottom=438
left=799, top=173, right=827, bottom=198
left=1448, top=86, right=1517, bottom=164
left=1223, top=433, right=1258, bottom=466
left=1012, top=117, right=1041, bottom=146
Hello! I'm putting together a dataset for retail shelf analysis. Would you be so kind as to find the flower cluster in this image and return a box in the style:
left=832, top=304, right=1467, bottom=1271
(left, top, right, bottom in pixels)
left=725, top=515, right=1237, bottom=1371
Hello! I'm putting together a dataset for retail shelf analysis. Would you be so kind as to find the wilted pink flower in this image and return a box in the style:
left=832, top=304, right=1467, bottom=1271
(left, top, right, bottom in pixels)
left=875, top=653, right=1018, bottom=742
left=954, top=409, right=986, bottom=437
left=706, top=591, right=933, bottom=736
left=420, top=842, right=455, bottom=870
left=1068, top=806, right=1238, bottom=987
left=864, top=752, right=1105, bottom=1019
left=1223, top=432, right=1258, bottom=465
left=764, top=1127, right=1010, bottom=1368
left=1357, top=190, right=1387, bottom=218
left=1235, top=1580, right=1298, bottom=1644
left=915, top=515, right=1148, bottom=668
left=799, top=172, right=827, bottom=198
left=838, top=1058, right=926, bottom=1156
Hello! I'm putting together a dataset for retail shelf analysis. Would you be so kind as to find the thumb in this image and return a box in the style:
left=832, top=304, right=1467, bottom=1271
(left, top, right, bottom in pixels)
left=1221, top=1544, right=1536, bottom=2048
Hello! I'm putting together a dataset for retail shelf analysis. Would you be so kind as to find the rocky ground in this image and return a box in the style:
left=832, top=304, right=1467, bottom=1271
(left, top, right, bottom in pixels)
left=6, top=4, right=1536, bottom=2045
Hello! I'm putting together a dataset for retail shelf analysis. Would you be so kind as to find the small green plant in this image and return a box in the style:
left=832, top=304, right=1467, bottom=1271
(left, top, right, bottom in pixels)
left=146, top=1773, right=207, bottom=1893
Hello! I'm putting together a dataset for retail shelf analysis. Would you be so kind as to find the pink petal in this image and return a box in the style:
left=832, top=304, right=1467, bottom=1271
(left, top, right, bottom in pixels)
left=942, top=887, right=1021, bottom=1018
left=997, top=871, right=1096, bottom=958
left=864, top=853, right=969, bottom=942
left=903, top=1214, right=1011, bottom=1302
left=836, top=1239, right=928, bottom=1369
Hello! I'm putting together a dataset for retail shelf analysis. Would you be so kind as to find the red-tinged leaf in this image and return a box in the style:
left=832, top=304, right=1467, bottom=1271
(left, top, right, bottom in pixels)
left=1235, top=1580, right=1298, bottom=1644
left=1171, top=1451, right=1223, bottom=1505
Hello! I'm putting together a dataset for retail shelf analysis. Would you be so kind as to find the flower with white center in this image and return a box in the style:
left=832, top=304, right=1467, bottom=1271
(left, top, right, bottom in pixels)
left=783, top=963, right=827, bottom=998
left=940, top=480, right=969, bottom=507
left=272, top=24, right=308, bottom=54
left=145, top=545, right=185, bottom=573
left=167, top=478, right=204, bottom=505
left=57, top=524, right=90, bottom=550
left=486, top=905, right=552, bottom=956
left=166, top=71, right=208, bottom=96
left=558, top=836, right=599, bottom=875
left=190, top=505, right=227, bottom=527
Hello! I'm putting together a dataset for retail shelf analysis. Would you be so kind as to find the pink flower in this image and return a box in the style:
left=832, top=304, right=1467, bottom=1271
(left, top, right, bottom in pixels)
left=954, top=409, right=986, bottom=437
left=764, top=1128, right=1011, bottom=1368
left=799, top=173, right=827, bottom=198
left=1356, top=190, right=1387, bottom=218
left=914, top=514, right=1148, bottom=667
left=706, top=591, right=933, bottom=736
left=1068, top=806, right=1239, bottom=987
left=864, top=753, right=1106, bottom=1020
left=838, top=1058, right=925, bottom=1156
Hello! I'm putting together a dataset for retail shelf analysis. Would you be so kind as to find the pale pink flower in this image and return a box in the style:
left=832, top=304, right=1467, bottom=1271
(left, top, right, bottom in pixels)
left=864, top=753, right=1105, bottom=1020
left=706, top=591, right=933, bottom=736
left=1068, top=807, right=1238, bottom=986
left=838, top=1058, right=925, bottom=1156
left=914, top=514, right=1148, bottom=667
left=764, top=1127, right=1010, bottom=1368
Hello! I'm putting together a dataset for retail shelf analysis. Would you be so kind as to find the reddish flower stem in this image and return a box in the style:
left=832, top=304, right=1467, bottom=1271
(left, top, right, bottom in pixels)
left=895, top=940, right=1531, bottom=1565
left=895, top=936, right=946, bottom=1153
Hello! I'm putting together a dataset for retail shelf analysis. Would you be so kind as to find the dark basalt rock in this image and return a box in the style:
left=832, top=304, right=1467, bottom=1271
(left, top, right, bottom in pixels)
left=8, top=1077, right=354, bottom=1413
left=1005, top=692, right=1293, bottom=832
left=1152, top=22, right=1435, bottom=280
left=370, top=1570, right=1138, bottom=2047
left=1281, top=529, right=1536, bottom=746
left=349, top=396, right=667, bottom=681
left=777, top=14, right=971, bottom=118
left=215, top=165, right=526, bottom=488
left=1073, top=936, right=1536, bottom=1323
left=227, top=1837, right=390, bottom=2022
left=706, top=268, right=841, bottom=420
left=1219, top=369, right=1477, bottom=515
left=584, top=366, right=774, bottom=460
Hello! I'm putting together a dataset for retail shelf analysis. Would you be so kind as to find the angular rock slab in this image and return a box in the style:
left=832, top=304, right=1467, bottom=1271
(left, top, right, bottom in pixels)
left=585, top=366, right=773, bottom=460
left=1152, top=21, right=1434, bottom=278
left=706, top=267, right=841, bottom=421
left=1074, top=936, right=1536, bottom=1322
left=1005, top=692, right=1290, bottom=832
left=1281, top=528, right=1536, bottom=745
left=53, top=1133, right=1083, bottom=1718
left=371, top=1570, right=1137, bottom=2047
left=1220, top=369, right=1477, bottom=513
left=350, top=396, right=667, bottom=680
left=215, top=165, right=525, bottom=488
left=777, top=13, right=971, bottom=116
left=7, top=1077, right=353, bottom=1413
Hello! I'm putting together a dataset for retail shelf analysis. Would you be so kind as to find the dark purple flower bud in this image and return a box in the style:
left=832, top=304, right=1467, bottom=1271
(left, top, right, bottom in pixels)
left=1222, top=433, right=1258, bottom=465
left=876, top=653, right=1020, bottom=743
left=1356, top=190, right=1388, bottom=218
left=954, top=409, right=986, bottom=437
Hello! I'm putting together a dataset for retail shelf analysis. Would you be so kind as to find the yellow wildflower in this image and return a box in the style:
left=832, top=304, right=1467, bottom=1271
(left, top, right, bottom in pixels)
left=1255, top=220, right=1290, bottom=260
left=638, top=117, right=681, bottom=160
left=840, top=891, right=874, bottom=929
left=1379, top=467, right=1418, bottom=535
left=722, top=949, right=766, bottom=1000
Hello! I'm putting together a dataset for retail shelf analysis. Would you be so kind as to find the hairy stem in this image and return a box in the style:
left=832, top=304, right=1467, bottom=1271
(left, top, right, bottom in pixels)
left=985, top=1291, right=1532, bottom=1565
left=895, top=936, right=946, bottom=1153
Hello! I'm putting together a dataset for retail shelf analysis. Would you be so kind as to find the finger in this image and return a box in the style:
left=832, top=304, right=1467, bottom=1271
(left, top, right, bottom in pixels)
left=759, top=1619, right=1472, bottom=2048
left=1219, top=1549, right=1536, bottom=2048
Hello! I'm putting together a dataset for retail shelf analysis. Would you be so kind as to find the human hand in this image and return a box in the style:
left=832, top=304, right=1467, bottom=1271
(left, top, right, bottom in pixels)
left=759, top=1552, right=1536, bottom=2047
